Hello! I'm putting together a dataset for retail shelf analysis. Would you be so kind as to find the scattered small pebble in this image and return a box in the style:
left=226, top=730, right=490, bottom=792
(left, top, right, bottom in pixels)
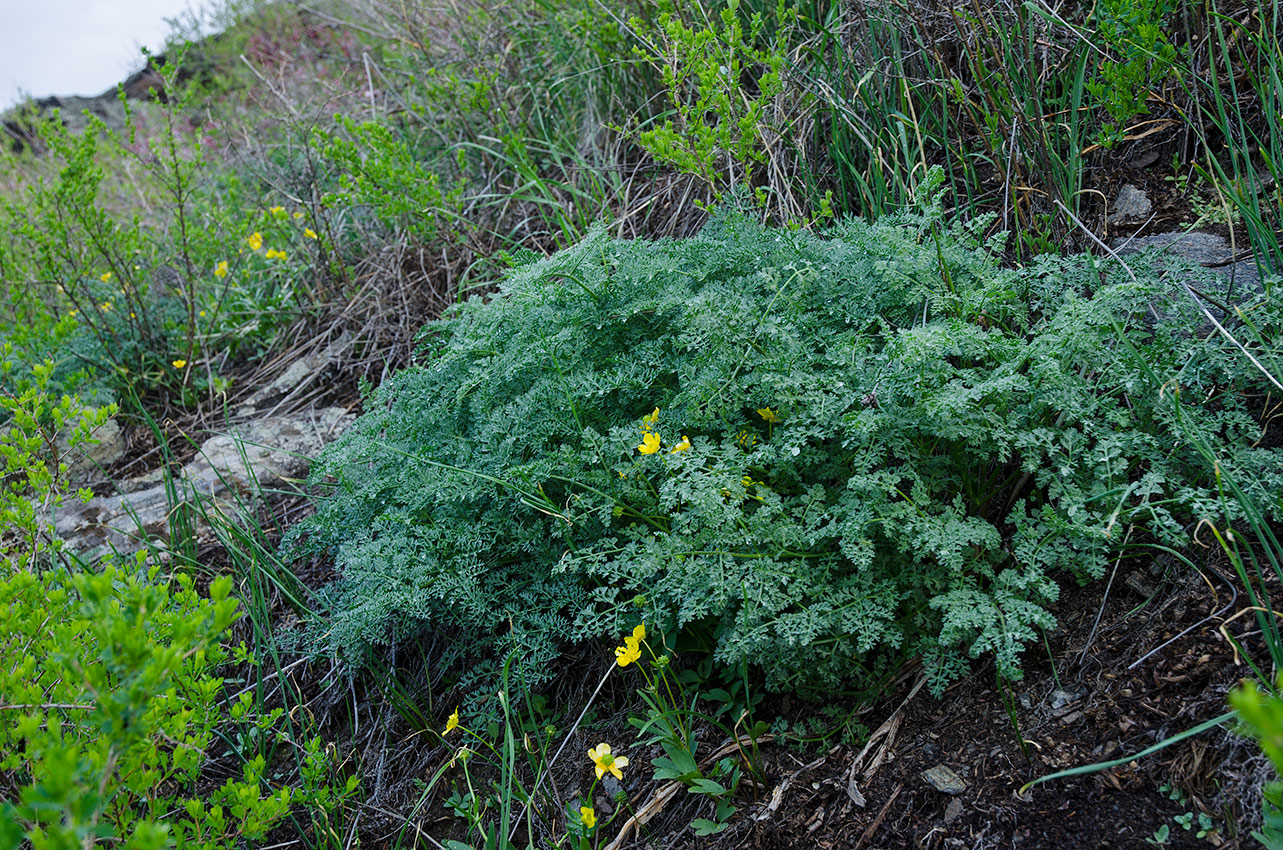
left=922, top=764, right=968, bottom=795
left=944, top=798, right=964, bottom=824
left=1049, top=689, right=1080, bottom=710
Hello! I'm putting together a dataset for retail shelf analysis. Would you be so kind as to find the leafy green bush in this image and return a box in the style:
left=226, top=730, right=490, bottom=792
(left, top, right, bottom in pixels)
left=0, top=55, right=320, bottom=411
left=0, top=363, right=349, bottom=848
left=1086, top=0, right=1181, bottom=147
left=293, top=183, right=1279, bottom=697
left=630, top=0, right=787, bottom=206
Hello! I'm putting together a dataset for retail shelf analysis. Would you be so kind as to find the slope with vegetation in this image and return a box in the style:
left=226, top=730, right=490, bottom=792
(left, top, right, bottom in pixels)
left=1, top=0, right=1281, bottom=846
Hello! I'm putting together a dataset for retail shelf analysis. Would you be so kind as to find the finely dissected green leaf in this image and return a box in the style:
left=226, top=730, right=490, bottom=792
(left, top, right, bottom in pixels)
left=292, top=197, right=1282, bottom=697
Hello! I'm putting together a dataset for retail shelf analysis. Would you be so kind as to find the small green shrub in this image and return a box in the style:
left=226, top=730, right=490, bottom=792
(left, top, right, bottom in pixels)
left=1086, top=0, right=1181, bottom=147
left=0, top=54, right=318, bottom=411
left=293, top=182, right=1279, bottom=698
left=317, top=116, right=465, bottom=246
left=0, top=363, right=349, bottom=848
left=629, top=0, right=787, bottom=206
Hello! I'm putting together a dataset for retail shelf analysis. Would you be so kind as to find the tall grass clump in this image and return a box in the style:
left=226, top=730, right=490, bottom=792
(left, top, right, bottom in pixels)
left=290, top=182, right=1281, bottom=702
left=619, top=0, right=1282, bottom=267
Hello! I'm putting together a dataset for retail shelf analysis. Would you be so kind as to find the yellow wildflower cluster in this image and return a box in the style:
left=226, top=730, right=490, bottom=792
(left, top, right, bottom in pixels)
left=246, top=232, right=263, bottom=252
left=635, top=407, right=690, bottom=455
left=264, top=248, right=288, bottom=261
left=588, top=742, right=628, bottom=780
left=614, top=624, right=646, bottom=667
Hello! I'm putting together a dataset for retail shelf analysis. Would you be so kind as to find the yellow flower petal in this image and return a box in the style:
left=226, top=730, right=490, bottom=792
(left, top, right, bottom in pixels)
left=632, top=624, right=646, bottom=642
left=588, top=743, right=627, bottom=780
left=214, top=260, right=229, bottom=278
left=580, top=806, right=596, bottom=829
left=172, top=359, right=187, bottom=369
left=614, top=641, right=641, bottom=667
left=444, top=707, right=460, bottom=734
left=304, top=228, right=318, bottom=239
left=670, top=435, right=691, bottom=453
left=99, top=271, right=112, bottom=283
left=247, top=232, right=263, bottom=252
left=756, top=407, right=780, bottom=424
left=637, top=431, right=661, bottom=455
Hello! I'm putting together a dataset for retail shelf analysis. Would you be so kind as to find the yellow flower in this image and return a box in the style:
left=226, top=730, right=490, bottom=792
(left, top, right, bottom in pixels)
left=670, top=435, right=691, bottom=453
left=99, top=271, right=112, bottom=283
left=640, top=407, right=660, bottom=431
left=214, top=260, right=229, bottom=278
left=172, top=359, right=187, bottom=369
left=99, top=302, right=112, bottom=312
left=292, top=211, right=305, bottom=219
left=580, top=806, right=596, bottom=829
left=756, top=407, right=781, bottom=424
left=588, top=743, right=629, bottom=780
left=264, top=248, right=288, bottom=260
left=637, top=431, right=661, bottom=455
left=614, top=640, right=641, bottom=667
left=247, top=232, right=263, bottom=252
left=199, top=310, right=206, bottom=317
left=304, top=228, right=318, bottom=239
left=632, top=624, right=646, bottom=642
left=444, top=707, right=460, bottom=735
left=269, top=205, right=286, bottom=218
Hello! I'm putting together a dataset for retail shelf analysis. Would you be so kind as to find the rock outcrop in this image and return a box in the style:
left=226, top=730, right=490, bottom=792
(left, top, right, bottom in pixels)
left=54, top=406, right=352, bottom=562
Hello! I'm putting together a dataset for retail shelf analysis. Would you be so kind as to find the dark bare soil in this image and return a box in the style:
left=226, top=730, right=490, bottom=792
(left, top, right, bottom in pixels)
left=717, top=560, right=1266, bottom=850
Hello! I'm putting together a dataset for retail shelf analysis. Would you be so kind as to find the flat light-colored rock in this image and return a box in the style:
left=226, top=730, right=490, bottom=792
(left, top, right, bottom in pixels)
left=54, top=406, right=352, bottom=561
left=1109, top=230, right=1266, bottom=299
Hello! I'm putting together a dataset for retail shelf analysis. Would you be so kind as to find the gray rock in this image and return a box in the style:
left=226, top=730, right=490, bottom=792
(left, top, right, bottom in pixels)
left=53, top=406, right=352, bottom=560
left=1109, top=230, right=1266, bottom=301
left=944, top=798, right=965, bottom=823
left=235, top=340, right=344, bottom=417
left=1108, top=184, right=1152, bottom=223
left=922, top=764, right=967, bottom=795
left=64, top=419, right=127, bottom=483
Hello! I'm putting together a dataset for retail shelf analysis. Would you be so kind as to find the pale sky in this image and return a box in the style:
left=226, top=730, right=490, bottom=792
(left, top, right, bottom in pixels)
left=0, top=0, right=207, bottom=110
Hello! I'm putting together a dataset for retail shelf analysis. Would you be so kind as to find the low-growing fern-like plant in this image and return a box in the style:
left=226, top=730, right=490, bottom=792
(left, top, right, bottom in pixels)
left=291, top=184, right=1281, bottom=698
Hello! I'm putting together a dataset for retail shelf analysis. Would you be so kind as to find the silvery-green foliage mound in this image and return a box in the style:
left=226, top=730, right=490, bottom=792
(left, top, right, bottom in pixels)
left=290, top=195, right=1281, bottom=697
